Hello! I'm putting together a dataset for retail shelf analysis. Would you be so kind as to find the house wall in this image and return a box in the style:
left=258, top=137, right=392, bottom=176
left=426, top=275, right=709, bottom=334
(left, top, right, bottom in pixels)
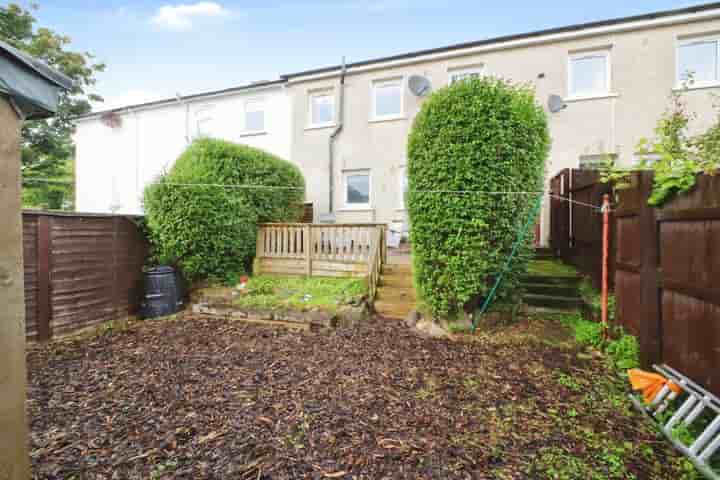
left=287, top=14, right=720, bottom=244
left=74, top=85, right=292, bottom=215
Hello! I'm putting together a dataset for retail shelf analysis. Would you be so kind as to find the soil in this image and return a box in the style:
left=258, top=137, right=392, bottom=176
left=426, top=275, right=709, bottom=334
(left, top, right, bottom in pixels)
left=27, top=315, right=689, bottom=479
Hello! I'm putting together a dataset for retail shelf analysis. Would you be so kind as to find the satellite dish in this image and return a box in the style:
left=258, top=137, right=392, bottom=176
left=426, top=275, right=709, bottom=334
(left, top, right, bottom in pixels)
left=548, top=94, right=567, bottom=113
left=408, top=75, right=432, bottom=97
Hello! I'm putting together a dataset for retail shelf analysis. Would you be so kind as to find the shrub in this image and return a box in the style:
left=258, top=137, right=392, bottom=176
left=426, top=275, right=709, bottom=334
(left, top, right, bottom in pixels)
left=407, top=77, right=549, bottom=318
left=143, top=139, right=305, bottom=282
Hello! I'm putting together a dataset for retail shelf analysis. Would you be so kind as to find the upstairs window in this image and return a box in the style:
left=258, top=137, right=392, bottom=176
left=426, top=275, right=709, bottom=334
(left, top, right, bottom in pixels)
left=195, top=106, right=214, bottom=137
left=308, top=90, right=335, bottom=127
left=372, top=78, right=403, bottom=120
left=568, top=50, right=610, bottom=98
left=677, top=37, right=719, bottom=87
left=343, top=170, right=371, bottom=208
left=448, top=65, right=483, bottom=84
left=244, top=100, right=265, bottom=132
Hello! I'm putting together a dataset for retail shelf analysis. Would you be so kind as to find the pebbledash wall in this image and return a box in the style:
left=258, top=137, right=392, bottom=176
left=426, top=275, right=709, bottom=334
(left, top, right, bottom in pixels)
left=74, top=4, right=720, bottom=244
left=74, top=81, right=291, bottom=215
left=286, top=5, right=720, bottom=244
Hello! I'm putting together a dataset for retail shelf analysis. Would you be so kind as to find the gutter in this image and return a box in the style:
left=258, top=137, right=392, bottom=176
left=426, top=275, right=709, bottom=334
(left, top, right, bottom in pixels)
left=327, top=57, right=346, bottom=217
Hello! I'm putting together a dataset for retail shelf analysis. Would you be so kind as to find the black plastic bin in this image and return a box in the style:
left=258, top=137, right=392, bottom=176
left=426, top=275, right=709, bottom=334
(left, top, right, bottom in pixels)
left=140, top=266, right=185, bottom=319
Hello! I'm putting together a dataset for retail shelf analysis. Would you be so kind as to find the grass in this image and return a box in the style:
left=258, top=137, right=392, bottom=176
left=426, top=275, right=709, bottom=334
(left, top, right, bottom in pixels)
left=527, top=259, right=579, bottom=277
left=232, top=275, right=366, bottom=312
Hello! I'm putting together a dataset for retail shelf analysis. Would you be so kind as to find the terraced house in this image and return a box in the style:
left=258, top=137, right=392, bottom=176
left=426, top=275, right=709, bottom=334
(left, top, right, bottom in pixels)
left=75, top=2, right=720, bottom=244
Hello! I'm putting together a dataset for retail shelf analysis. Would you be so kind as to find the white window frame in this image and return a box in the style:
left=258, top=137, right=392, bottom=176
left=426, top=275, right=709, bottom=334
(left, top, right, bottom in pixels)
left=448, top=64, right=484, bottom=84
left=567, top=50, right=611, bottom=100
left=342, top=169, right=372, bottom=210
left=398, top=166, right=408, bottom=210
left=194, top=105, right=214, bottom=138
left=370, top=77, right=404, bottom=122
left=242, top=98, right=266, bottom=135
left=307, top=89, right=335, bottom=129
left=676, top=35, right=720, bottom=89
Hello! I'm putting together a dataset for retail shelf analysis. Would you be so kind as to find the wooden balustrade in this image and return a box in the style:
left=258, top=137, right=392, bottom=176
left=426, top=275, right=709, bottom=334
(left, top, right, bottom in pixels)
left=254, top=223, right=386, bottom=279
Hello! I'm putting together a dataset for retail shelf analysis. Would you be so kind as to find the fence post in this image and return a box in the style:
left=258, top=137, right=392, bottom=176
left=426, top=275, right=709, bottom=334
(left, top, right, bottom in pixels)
left=304, top=225, right=312, bottom=277
left=37, top=215, right=52, bottom=341
left=639, top=171, right=662, bottom=368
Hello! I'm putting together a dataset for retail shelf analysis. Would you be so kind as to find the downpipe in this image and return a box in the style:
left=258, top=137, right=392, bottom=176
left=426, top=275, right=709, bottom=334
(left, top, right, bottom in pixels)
left=327, top=57, right=346, bottom=218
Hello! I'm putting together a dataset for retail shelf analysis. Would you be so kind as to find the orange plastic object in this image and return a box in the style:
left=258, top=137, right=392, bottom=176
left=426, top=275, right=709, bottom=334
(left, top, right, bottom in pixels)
left=628, top=369, right=682, bottom=404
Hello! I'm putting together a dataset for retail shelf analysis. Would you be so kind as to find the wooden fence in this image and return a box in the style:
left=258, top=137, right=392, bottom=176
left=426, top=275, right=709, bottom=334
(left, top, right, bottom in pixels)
left=254, top=223, right=387, bottom=284
left=549, top=170, right=720, bottom=395
left=22, top=211, right=147, bottom=341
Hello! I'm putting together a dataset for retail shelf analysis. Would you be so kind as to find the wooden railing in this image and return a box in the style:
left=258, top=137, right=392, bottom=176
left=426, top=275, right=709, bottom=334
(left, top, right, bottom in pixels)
left=366, top=226, right=386, bottom=303
left=255, top=223, right=386, bottom=279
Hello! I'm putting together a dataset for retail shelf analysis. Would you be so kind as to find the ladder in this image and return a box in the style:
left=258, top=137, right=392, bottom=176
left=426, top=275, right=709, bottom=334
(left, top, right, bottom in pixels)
left=630, top=364, right=720, bottom=480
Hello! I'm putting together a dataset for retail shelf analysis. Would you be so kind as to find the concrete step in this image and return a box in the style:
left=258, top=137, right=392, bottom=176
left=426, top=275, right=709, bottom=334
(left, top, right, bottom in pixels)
left=523, top=293, right=583, bottom=310
left=376, top=286, right=416, bottom=302
left=383, top=264, right=412, bottom=275
left=374, top=300, right=414, bottom=319
left=379, top=275, right=413, bottom=288
left=521, top=282, right=579, bottom=297
left=521, top=274, right=581, bottom=286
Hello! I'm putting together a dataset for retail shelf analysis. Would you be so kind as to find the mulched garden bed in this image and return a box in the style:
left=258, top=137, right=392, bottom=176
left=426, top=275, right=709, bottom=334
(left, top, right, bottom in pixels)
left=28, top=315, right=691, bottom=479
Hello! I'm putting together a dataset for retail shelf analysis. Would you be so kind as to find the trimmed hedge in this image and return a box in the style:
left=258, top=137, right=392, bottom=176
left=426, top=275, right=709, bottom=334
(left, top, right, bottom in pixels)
left=143, top=139, right=305, bottom=282
left=407, top=77, right=549, bottom=318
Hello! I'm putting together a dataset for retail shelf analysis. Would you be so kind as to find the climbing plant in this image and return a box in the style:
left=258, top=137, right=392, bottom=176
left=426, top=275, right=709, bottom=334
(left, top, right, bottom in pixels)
left=602, top=86, right=720, bottom=206
left=407, top=77, right=549, bottom=319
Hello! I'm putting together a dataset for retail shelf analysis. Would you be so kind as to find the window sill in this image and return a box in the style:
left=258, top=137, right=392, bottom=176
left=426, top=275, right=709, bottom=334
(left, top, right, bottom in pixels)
left=369, top=115, right=406, bottom=124
left=673, top=82, right=720, bottom=92
left=338, top=207, right=374, bottom=212
left=564, top=93, right=619, bottom=103
left=305, top=123, right=336, bottom=131
left=239, top=130, right=267, bottom=138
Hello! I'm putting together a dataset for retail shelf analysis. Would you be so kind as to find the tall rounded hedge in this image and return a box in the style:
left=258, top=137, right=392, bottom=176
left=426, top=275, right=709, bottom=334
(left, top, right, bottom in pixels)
left=407, top=77, right=549, bottom=318
left=143, top=138, right=305, bottom=282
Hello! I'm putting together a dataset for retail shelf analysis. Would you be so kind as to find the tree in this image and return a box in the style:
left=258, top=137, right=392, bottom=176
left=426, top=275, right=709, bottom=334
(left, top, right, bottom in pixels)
left=0, top=3, right=105, bottom=209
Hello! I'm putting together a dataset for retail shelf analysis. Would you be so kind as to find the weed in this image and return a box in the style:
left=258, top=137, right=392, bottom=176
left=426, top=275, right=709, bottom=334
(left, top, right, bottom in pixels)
left=557, top=373, right=582, bottom=392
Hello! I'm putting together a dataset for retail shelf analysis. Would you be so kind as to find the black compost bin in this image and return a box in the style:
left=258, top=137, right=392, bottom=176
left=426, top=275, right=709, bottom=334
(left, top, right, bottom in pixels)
left=141, top=266, right=185, bottom=319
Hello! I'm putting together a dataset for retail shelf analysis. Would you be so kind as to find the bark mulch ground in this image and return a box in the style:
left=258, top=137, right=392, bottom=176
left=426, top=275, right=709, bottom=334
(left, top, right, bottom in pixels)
left=27, top=315, right=693, bottom=479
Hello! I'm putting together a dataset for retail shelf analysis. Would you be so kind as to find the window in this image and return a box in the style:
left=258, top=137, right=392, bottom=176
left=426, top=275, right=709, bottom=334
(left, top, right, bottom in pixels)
left=448, top=65, right=483, bottom=84
left=195, top=106, right=214, bottom=137
left=568, top=51, right=610, bottom=98
left=244, top=100, right=265, bottom=132
left=372, top=78, right=403, bottom=120
left=308, top=90, right=335, bottom=127
left=343, top=170, right=371, bottom=208
left=398, top=166, right=408, bottom=209
left=677, top=37, right=720, bottom=87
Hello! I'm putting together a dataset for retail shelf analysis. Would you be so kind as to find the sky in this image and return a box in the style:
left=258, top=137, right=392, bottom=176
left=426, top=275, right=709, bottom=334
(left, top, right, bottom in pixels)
left=19, top=0, right=712, bottom=110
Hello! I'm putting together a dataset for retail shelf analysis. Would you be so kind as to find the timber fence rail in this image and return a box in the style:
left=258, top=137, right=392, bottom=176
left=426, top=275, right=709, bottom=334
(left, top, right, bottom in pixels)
left=549, top=169, right=720, bottom=395
left=22, top=211, right=147, bottom=341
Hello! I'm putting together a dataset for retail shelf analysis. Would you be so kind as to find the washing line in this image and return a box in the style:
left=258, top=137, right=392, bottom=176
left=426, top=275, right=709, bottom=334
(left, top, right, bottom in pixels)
left=19, top=178, right=604, bottom=210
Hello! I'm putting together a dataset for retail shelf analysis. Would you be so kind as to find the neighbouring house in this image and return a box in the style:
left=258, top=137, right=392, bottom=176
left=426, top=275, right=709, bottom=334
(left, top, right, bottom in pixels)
left=74, top=2, right=720, bottom=244
left=74, top=80, right=291, bottom=215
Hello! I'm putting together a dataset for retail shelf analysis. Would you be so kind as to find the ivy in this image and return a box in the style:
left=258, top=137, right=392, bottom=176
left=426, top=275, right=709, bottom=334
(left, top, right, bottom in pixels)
left=407, top=77, right=549, bottom=319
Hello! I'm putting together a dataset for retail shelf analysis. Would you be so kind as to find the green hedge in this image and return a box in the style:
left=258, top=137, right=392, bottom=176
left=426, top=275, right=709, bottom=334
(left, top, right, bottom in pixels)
left=143, top=138, right=305, bottom=282
left=407, top=77, right=549, bottom=318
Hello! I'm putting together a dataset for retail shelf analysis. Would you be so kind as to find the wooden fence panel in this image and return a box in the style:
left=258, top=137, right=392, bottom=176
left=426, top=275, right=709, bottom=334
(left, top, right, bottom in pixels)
left=22, top=211, right=147, bottom=341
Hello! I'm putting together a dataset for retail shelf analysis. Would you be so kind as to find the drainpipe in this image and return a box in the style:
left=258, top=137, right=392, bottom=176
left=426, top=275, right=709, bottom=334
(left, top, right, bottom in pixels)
left=327, top=57, right=346, bottom=218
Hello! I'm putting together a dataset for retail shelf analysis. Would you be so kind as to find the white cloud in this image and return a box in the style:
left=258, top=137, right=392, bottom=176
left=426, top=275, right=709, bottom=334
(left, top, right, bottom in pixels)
left=151, top=2, right=229, bottom=30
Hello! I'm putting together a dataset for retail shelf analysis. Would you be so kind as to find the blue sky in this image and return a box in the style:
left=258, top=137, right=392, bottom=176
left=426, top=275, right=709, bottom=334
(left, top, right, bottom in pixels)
left=24, top=1, right=706, bottom=109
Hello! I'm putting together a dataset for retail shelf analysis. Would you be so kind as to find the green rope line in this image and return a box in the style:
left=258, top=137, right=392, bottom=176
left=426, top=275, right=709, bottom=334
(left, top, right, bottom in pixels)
left=471, top=195, right=544, bottom=332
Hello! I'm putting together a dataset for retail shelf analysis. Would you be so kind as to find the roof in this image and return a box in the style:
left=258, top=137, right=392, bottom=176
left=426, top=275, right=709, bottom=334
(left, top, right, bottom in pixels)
left=282, top=1, right=720, bottom=79
left=0, top=40, right=74, bottom=89
left=76, top=79, right=286, bottom=120
left=0, top=39, right=73, bottom=119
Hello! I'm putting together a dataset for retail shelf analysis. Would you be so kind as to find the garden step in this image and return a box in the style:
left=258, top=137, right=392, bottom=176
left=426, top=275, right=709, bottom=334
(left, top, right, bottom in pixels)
left=376, top=286, right=416, bottom=302
left=382, top=264, right=412, bottom=275
left=521, top=274, right=581, bottom=286
left=379, top=275, right=413, bottom=288
left=523, top=293, right=583, bottom=310
left=521, top=282, right=579, bottom=297
left=374, top=300, right=414, bottom=319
